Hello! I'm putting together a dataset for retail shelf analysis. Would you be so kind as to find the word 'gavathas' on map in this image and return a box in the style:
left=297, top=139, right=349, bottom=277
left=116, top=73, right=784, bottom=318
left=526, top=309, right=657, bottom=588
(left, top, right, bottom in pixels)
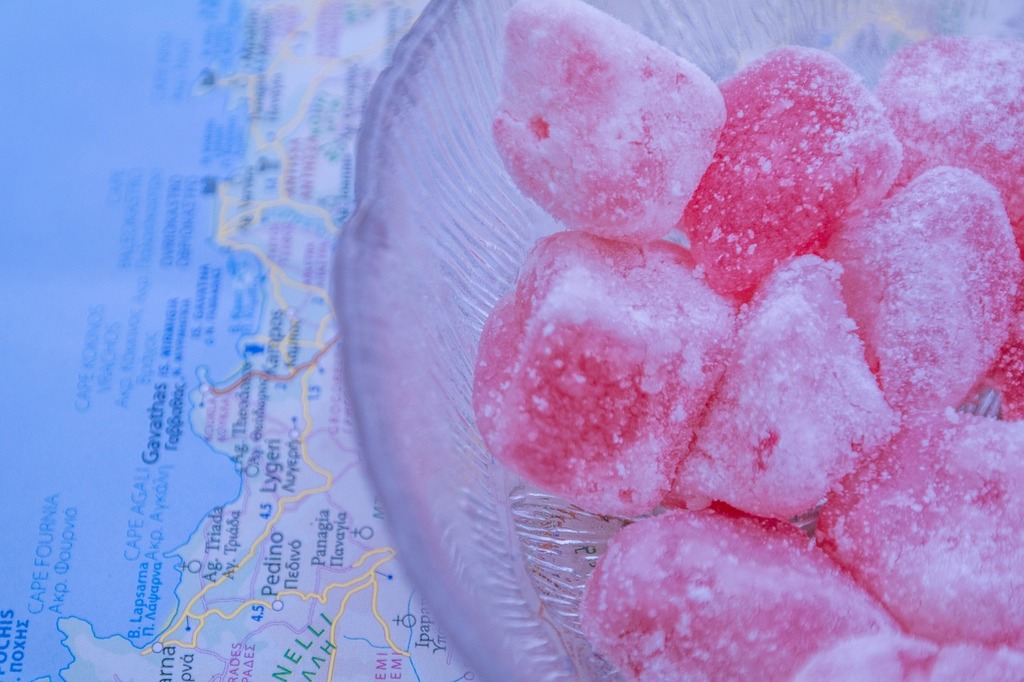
left=0, top=1, right=472, bottom=680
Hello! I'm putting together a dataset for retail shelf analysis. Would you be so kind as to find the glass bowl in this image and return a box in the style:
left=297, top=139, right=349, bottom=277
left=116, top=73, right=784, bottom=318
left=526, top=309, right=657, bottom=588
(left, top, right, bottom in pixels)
left=335, top=1, right=1023, bottom=680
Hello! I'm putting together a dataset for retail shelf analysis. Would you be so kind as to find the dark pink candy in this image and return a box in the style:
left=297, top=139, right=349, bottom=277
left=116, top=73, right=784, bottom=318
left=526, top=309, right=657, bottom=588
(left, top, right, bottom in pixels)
left=683, top=46, right=901, bottom=299
left=980, top=287, right=1024, bottom=421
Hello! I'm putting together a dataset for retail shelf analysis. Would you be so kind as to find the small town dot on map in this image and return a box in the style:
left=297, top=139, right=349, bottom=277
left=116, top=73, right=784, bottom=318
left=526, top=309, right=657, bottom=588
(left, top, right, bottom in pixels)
left=272, top=600, right=284, bottom=611
left=152, top=642, right=163, bottom=653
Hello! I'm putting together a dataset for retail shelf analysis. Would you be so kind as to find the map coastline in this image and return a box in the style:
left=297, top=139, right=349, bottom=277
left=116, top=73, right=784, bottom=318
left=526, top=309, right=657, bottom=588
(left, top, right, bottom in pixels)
left=1, top=1, right=473, bottom=679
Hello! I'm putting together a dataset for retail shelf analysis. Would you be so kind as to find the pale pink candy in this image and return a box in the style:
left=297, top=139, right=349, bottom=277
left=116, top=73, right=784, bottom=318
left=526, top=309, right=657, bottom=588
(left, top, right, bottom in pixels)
left=581, top=510, right=896, bottom=682
left=671, top=256, right=897, bottom=519
left=682, top=46, right=901, bottom=299
left=817, top=411, right=1024, bottom=648
left=792, top=634, right=937, bottom=682
left=931, top=644, right=1024, bottom=682
left=827, top=166, right=1020, bottom=413
left=794, top=634, right=1024, bottom=682
left=472, top=232, right=735, bottom=516
left=877, top=36, right=1024, bottom=249
left=493, top=0, right=725, bottom=243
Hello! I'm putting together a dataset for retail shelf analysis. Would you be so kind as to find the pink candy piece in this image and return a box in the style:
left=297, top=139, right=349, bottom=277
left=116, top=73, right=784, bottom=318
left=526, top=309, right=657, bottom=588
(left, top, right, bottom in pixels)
left=493, top=0, right=725, bottom=243
left=930, top=644, right=1024, bottom=682
left=877, top=36, right=1024, bottom=249
left=581, top=510, right=896, bottom=682
left=982, top=288, right=1024, bottom=420
left=817, top=412, right=1024, bottom=648
left=792, top=634, right=938, bottom=682
left=794, top=634, right=1024, bottom=682
left=671, top=256, right=897, bottom=519
left=472, top=231, right=735, bottom=516
left=682, top=46, right=901, bottom=299
left=990, top=340, right=1024, bottom=420
left=827, top=166, right=1020, bottom=413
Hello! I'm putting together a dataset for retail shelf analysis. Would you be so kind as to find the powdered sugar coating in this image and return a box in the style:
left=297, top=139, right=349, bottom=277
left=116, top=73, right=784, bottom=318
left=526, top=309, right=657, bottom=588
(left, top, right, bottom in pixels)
left=493, top=0, right=725, bottom=243
left=792, top=634, right=938, bottom=682
left=930, top=644, right=1024, bottom=682
left=472, top=232, right=735, bottom=516
left=878, top=36, right=1024, bottom=249
left=672, top=256, right=897, bottom=519
left=817, top=412, right=1024, bottom=648
left=982, top=288, right=1024, bottom=420
left=827, top=166, right=1020, bottom=414
left=581, top=510, right=896, bottom=682
left=682, top=46, right=901, bottom=298
left=793, top=634, right=1024, bottom=682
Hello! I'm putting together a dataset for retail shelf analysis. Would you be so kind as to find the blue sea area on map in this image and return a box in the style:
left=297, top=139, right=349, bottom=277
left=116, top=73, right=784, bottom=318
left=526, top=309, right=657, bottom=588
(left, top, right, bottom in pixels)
left=0, top=1, right=255, bottom=677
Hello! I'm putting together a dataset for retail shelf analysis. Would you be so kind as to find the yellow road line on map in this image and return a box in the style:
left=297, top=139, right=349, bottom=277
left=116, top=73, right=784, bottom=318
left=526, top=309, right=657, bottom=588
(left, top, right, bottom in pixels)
left=157, top=330, right=407, bottom=655
left=158, top=515, right=304, bottom=646
left=314, top=311, right=334, bottom=345
left=156, top=486, right=330, bottom=646
left=153, top=2, right=426, bottom=662
left=217, top=238, right=292, bottom=312
left=290, top=338, right=327, bottom=349
left=218, top=196, right=338, bottom=236
left=297, top=344, right=335, bottom=482
left=326, top=567, right=412, bottom=681
left=158, top=547, right=396, bottom=649
left=159, top=346, right=337, bottom=645
left=246, top=9, right=422, bottom=219
left=292, top=0, right=329, bottom=39
left=203, top=310, right=334, bottom=399
left=217, top=223, right=332, bottom=302
left=255, top=134, right=341, bottom=235
left=368, top=571, right=410, bottom=654
left=248, top=0, right=331, bottom=145
left=210, top=549, right=390, bottom=617
left=269, top=146, right=334, bottom=234
left=213, top=199, right=336, bottom=304
left=208, top=335, right=339, bottom=396
left=261, top=69, right=328, bottom=147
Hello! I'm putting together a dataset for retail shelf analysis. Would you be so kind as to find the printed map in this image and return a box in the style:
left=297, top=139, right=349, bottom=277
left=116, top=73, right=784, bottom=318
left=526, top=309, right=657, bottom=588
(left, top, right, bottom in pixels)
left=0, top=1, right=472, bottom=680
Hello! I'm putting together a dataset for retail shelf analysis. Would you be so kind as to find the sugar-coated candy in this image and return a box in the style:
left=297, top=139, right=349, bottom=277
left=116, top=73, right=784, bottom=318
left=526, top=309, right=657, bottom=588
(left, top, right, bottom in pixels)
left=792, top=634, right=937, bottom=682
left=682, top=46, right=901, bottom=298
left=493, top=0, right=725, bottom=243
left=827, top=166, right=1020, bottom=413
left=472, top=231, right=735, bottom=516
left=989, top=341, right=1024, bottom=420
left=877, top=36, right=1024, bottom=248
left=817, top=412, right=1024, bottom=648
left=793, top=634, right=1024, bottom=682
left=981, top=288, right=1024, bottom=420
left=671, top=256, right=897, bottom=519
left=930, top=644, right=1024, bottom=682
left=581, top=510, right=896, bottom=682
